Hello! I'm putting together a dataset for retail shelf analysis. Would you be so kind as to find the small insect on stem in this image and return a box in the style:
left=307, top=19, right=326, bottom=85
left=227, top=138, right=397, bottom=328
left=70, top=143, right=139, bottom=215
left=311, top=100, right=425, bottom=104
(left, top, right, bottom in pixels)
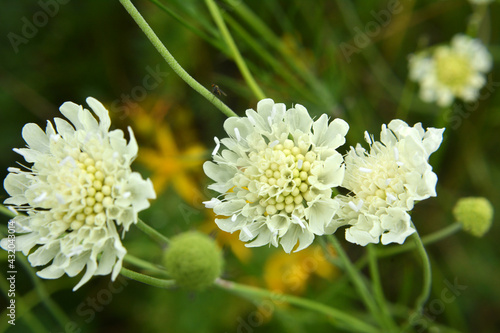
left=211, top=84, right=227, bottom=97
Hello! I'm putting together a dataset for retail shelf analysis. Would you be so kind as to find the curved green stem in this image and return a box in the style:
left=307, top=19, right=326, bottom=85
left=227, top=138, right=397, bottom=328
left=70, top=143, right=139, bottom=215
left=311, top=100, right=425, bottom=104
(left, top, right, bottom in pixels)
left=367, top=245, right=398, bottom=332
left=205, top=0, right=266, bottom=100
left=215, top=278, right=379, bottom=333
left=135, top=218, right=170, bottom=246
left=326, top=235, right=387, bottom=330
left=120, top=267, right=175, bottom=288
left=409, top=224, right=433, bottom=321
left=376, top=223, right=462, bottom=259
left=118, top=0, right=238, bottom=118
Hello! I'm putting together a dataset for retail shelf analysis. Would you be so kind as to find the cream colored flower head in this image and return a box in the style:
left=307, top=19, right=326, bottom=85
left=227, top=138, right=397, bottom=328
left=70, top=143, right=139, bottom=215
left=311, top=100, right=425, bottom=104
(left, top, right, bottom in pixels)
left=409, top=34, right=492, bottom=107
left=0, top=97, right=156, bottom=290
left=334, top=120, right=444, bottom=246
left=204, top=99, right=349, bottom=253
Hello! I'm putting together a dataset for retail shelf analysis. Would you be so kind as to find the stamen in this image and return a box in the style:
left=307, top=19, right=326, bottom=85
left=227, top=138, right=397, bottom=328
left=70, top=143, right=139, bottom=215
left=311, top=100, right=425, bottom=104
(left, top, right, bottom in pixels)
left=397, top=161, right=404, bottom=167
left=269, top=140, right=280, bottom=148
left=297, top=159, right=303, bottom=169
left=212, top=137, right=221, bottom=156
left=67, top=245, right=84, bottom=257
left=364, top=131, right=372, bottom=145
left=234, top=128, right=241, bottom=141
left=348, top=201, right=358, bottom=212
left=55, top=193, right=65, bottom=204
left=292, top=215, right=306, bottom=229
left=203, top=198, right=221, bottom=208
left=7, top=167, right=21, bottom=173
left=231, top=214, right=237, bottom=222
left=248, top=114, right=257, bottom=126
left=267, top=116, right=273, bottom=128
left=50, top=134, right=61, bottom=142
left=123, top=192, right=131, bottom=199
left=33, top=192, right=48, bottom=203
left=60, top=156, right=76, bottom=167
left=242, top=226, right=253, bottom=238
left=359, top=167, right=372, bottom=173
left=385, top=178, right=392, bottom=186
left=387, top=193, right=397, bottom=202
left=393, top=147, right=399, bottom=161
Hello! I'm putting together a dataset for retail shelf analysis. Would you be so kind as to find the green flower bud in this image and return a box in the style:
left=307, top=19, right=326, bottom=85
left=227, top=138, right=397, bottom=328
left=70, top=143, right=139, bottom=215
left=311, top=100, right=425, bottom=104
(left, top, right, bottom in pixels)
left=164, top=231, right=223, bottom=290
left=453, top=197, right=494, bottom=237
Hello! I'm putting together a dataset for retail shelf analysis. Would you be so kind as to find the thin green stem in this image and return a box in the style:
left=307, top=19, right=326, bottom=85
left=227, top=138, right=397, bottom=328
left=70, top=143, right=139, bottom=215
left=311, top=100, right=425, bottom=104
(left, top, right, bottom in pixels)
left=367, top=245, right=397, bottom=332
left=376, top=223, right=462, bottom=259
left=123, top=253, right=169, bottom=277
left=135, top=218, right=170, bottom=246
left=327, top=235, right=386, bottom=330
left=120, top=267, right=175, bottom=288
left=223, top=0, right=337, bottom=110
left=147, top=0, right=226, bottom=51
left=205, top=0, right=266, bottom=100
left=17, top=255, right=70, bottom=329
left=411, top=227, right=432, bottom=313
left=118, top=0, right=237, bottom=118
left=335, top=0, right=403, bottom=100
left=215, top=278, right=379, bottom=333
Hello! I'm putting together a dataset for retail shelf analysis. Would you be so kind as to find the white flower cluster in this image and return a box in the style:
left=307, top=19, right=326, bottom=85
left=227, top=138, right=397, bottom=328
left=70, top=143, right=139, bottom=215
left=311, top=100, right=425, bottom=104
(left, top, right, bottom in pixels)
left=204, top=99, right=444, bottom=251
left=204, top=99, right=348, bottom=253
left=1, top=97, right=155, bottom=290
left=334, top=120, right=444, bottom=246
left=409, top=34, right=492, bottom=107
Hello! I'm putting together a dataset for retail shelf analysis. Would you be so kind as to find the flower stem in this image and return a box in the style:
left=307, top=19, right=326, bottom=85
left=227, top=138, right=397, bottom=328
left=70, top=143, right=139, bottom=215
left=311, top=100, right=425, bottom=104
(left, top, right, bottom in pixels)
left=118, top=0, right=238, bottom=118
left=123, top=253, right=169, bottom=277
left=120, top=267, right=175, bottom=288
left=204, top=0, right=266, bottom=100
left=326, top=235, right=387, bottom=330
left=17, top=255, right=71, bottom=329
left=367, top=245, right=398, bottom=332
left=135, top=218, right=170, bottom=246
left=408, top=224, right=433, bottom=324
left=214, top=278, right=379, bottom=333
left=376, top=223, right=462, bottom=258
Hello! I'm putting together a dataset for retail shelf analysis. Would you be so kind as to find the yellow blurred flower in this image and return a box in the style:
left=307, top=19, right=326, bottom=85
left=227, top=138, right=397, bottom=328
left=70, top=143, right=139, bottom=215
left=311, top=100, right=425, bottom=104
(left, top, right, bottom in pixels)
left=264, top=245, right=338, bottom=295
left=128, top=100, right=206, bottom=203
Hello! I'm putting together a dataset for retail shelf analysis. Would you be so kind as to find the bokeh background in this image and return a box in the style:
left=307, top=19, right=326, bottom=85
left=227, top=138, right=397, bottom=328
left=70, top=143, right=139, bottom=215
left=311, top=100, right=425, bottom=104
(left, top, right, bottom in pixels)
left=0, top=0, right=499, bottom=332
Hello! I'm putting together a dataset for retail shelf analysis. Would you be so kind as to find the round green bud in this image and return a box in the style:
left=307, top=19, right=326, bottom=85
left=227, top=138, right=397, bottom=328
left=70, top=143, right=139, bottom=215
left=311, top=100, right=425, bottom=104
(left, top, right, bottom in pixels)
left=453, top=197, right=494, bottom=237
left=164, top=231, right=223, bottom=290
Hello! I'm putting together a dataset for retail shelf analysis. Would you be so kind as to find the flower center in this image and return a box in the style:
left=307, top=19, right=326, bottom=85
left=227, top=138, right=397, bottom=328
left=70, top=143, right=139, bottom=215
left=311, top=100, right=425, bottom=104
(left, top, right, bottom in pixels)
left=241, top=139, right=318, bottom=217
left=435, top=52, right=472, bottom=88
left=45, top=148, right=117, bottom=233
left=344, top=147, right=404, bottom=206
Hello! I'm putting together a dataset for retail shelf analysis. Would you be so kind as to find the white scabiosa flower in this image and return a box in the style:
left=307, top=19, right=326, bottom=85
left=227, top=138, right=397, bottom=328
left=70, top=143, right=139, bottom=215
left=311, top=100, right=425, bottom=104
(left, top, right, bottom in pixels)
left=203, top=99, right=349, bottom=253
left=409, top=34, right=492, bottom=107
left=334, top=120, right=444, bottom=246
left=0, top=97, right=156, bottom=290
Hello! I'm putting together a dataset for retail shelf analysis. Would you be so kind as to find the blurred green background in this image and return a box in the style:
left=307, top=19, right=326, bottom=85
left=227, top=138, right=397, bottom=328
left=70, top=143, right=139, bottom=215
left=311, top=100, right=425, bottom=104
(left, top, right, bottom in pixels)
left=1, top=0, right=499, bottom=332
